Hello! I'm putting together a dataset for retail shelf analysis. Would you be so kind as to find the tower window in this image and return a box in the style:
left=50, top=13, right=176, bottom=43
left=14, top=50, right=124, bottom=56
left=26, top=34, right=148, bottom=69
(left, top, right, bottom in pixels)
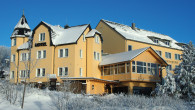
left=11, top=38, right=16, bottom=46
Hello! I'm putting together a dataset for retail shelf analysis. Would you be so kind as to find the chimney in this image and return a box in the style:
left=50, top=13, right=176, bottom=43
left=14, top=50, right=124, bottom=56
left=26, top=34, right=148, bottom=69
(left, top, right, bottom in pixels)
left=131, top=23, right=136, bottom=30
left=64, top=24, right=70, bottom=29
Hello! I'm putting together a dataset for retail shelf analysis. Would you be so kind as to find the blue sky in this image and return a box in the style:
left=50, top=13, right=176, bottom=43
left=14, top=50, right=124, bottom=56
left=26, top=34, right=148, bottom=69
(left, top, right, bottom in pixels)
left=0, top=0, right=194, bottom=47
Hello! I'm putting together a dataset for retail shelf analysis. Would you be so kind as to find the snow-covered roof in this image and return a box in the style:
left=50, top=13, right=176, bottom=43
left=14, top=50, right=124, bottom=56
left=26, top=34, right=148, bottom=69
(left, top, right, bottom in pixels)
left=100, top=47, right=167, bottom=66
left=86, top=29, right=101, bottom=38
left=42, top=21, right=89, bottom=45
left=14, top=15, right=30, bottom=30
left=101, top=19, right=183, bottom=50
left=17, top=42, right=29, bottom=50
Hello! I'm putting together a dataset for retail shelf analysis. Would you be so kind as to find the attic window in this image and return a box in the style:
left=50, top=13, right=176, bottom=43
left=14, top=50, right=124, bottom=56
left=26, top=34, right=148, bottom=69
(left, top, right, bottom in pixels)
left=165, top=41, right=170, bottom=46
left=182, top=45, right=186, bottom=48
left=153, top=39, right=159, bottom=44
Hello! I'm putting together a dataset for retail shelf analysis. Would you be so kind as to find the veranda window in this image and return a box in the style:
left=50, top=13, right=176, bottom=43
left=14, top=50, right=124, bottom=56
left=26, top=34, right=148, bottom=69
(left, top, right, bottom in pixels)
left=118, top=63, right=125, bottom=74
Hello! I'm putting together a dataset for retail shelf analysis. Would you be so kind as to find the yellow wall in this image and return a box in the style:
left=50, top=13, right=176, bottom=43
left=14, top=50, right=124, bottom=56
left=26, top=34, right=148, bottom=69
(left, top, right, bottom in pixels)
left=30, top=24, right=54, bottom=83
left=96, top=21, right=125, bottom=54
left=96, top=20, right=182, bottom=77
left=86, top=34, right=102, bottom=78
left=86, top=80, right=105, bottom=94
left=10, top=36, right=29, bottom=83
left=101, top=49, right=162, bottom=82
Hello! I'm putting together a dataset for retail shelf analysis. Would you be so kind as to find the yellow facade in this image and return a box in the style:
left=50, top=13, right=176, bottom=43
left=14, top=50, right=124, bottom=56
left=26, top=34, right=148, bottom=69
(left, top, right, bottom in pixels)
left=96, top=20, right=183, bottom=77
left=10, top=17, right=180, bottom=95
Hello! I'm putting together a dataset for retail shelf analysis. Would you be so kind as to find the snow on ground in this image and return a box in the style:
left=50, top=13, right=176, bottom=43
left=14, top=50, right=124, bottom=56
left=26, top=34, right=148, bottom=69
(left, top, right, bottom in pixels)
left=0, top=82, right=194, bottom=110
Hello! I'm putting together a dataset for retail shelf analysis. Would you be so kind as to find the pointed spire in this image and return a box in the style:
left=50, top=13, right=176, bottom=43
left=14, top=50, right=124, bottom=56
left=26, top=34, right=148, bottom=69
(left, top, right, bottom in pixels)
left=22, top=9, right=24, bottom=16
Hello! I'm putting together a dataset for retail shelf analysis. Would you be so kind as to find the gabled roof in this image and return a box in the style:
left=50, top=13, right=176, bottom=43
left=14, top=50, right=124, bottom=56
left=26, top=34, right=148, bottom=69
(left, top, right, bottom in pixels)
left=35, top=21, right=90, bottom=46
left=100, top=47, right=167, bottom=66
left=86, top=29, right=101, bottom=37
left=100, top=19, right=183, bottom=50
left=14, top=15, right=30, bottom=30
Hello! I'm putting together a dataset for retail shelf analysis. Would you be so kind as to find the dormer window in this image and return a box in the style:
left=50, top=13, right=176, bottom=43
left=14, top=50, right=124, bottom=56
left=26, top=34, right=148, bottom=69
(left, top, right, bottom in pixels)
left=182, top=45, right=186, bottom=48
left=165, top=41, right=170, bottom=46
left=154, top=39, right=159, bottom=44
left=39, top=33, right=45, bottom=41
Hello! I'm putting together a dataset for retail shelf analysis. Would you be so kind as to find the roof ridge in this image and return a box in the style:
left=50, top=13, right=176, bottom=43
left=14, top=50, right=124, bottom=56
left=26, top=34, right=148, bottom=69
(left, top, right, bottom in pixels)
left=102, top=19, right=169, bottom=37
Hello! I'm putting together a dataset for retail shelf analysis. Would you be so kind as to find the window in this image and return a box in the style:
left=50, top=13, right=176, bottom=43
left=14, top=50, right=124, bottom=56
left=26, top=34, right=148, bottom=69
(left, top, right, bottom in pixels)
left=147, top=63, right=151, bottom=74
left=155, top=50, right=162, bottom=56
left=154, top=39, right=159, bottom=44
left=126, top=62, right=130, bottom=73
left=58, top=49, right=68, bottom=58
left=94, top=51, right=100, bottom=60
left=97, top=53, right=100, bottom=60
left=165, top=52, right=171, bottom=59
left=37, top=50, right=46, bottom=59
left=11, top=54, right=15, bottom=62
left=167, top=65, right=172, bottom=71
left=11, top=38, right=16, bottom=46
left=39, top=33, right=45, bottom=41
left=136, top=61, right=146, bottom=74
left=104, top=66, right=110, bottom=75
left=95, top=35, right=99, bottom=43
left=132, top=61, right=136, bottom=73
left=80, top=49, right=83, bottom=58
left=94, top=52, right=96, bottom=60
left=10, top=71, right=14, bottom=79
left=20, top=70, right=30, bottom=78
left=151, top=63, right=158, bottom=75
left=21, top=53, right=29, bottom=61
left=175, top=54, right=181, bottom=60
left=182, top=45, right=186, bottom=48
left=83, top=34, right=85, bottom=41
left=165, top=41, right=170, bottom=46
left=118, top=63, right=125, bottom=74
left=80, top=68, right=82, bottom=76
left=36, top=68, right=45, bottom=77
left=128, top=45, right=132, bottom=51
left=92, top=85, right=94, bottom=90
left=58, top=67, right=68, bottom=76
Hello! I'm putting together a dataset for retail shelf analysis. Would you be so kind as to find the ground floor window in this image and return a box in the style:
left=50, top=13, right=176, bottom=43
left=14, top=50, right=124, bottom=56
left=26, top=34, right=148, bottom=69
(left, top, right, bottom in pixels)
left=20, top=70, right=30, bottom=78
left=36, top=68, right=45, bottom=77
left=58, top=67, right=68, bottom=76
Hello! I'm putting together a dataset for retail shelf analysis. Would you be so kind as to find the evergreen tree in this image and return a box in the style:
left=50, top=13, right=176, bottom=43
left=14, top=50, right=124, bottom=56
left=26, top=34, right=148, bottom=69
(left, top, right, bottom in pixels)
left=154, top=42, right=195, bottom=101
left=174, top=41, right=195, bottom=100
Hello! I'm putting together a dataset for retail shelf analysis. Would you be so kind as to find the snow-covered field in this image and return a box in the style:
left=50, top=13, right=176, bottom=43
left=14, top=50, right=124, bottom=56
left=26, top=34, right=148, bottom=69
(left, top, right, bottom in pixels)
left=0, top=81, right=194, bottom=110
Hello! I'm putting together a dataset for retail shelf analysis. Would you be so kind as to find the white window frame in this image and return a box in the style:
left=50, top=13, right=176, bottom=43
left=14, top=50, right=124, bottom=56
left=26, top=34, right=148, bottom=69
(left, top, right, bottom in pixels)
left=94, top=51, right=100, bottom=61
left=165, top=41, right=170, bottom=46
left=11, top=54, right=15, bottom=62
left=95, top=35, right=99, bottom=43
left=80, top=49, right=83, bottom=58
left=36, top=68, right=45, bottom=77
left=175, top=54, right=181, bottom=60
left=20, top=53, right=29, bottom=61
left=39, top=33, right=45, bottom=41
left=154, top=39, right=159, bottom=44
left=58, top=67, right=68, bottom=76
left=83, top=34, right=85, bottom=42
left=167, top=65, right=172, bottom=71
left=37, top=50, right=46, bottom=59
left=80, top=68, right=82, bottom=76
left=11, top=38, right=16, bottom=46
left=20, top=70, right=29, bottom=78
left=58, top=48, right=68, bottom=58
left=165, top=52, right=171, bottom=59
left=10, top=71, right=14, bottom=79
